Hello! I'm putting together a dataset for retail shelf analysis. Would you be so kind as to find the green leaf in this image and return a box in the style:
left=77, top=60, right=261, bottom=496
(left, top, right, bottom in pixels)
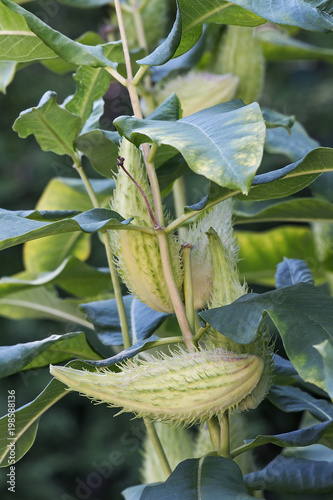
left=258, top=25, right=333, bottom=63
left=275, top=258, right=314, bottom=288
left=0, top=331, right=101, bottom=378
left=268, top=385, right=333, bottom=422
left=147, top=93, right=182, bottom=121
left=122, top=485, right=148, bottom=500
left=75, top=130, right=120, bottom=178
left=199, top=283, right=333, bottom=395
left=237, top=226, right=317, bottom=286
left=1, top=0, right=117, bottom=67
left=65, top=42, right=123, bottom=124
left=0, top=208, right=128, bottom=251
left=13, top=91, right=82, bottom=157
left=0, top=257, right=111, bottom=298
left=262, top=108, right=295, bottom=132
left=23, top=177, right=114, bottom=273
left=80, top=295, right=168, bottom=347
left=233, top=198, right=333, bottom=225
left=0, top=287, right=92, bottom=327
left=141, top=456, right=255, bottom=499
left=234, top=420, right=333, bottom=457
left=244, top=456, right=333, bottom=494
left=188, top=147, right=333, bottom=213
left=115, top=100, right=266, bottom=194
left=0, top=359, right=94, bottom=467
left=0, top=61, right=16, bottom=93
left=315, top=340, right=333, bottom=401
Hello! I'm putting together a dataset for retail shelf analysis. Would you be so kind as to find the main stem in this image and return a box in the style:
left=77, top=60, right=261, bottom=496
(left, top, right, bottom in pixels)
left=72, top=160, right=131, bottom=349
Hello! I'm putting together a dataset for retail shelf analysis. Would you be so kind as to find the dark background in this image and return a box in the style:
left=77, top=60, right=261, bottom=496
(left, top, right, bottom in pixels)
left=0, top=2, right=332, bottom=499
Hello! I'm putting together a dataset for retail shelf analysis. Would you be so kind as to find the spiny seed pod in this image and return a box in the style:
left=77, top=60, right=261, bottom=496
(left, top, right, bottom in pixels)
left=109, top=138, right=182, bottom=313
left=145, top=72, right=238, bottom=117
left=181, top=199, right=238, bottom=310
left=214, top=25, right=265, bottom=104
left=50, top=348, right=264, bottom=426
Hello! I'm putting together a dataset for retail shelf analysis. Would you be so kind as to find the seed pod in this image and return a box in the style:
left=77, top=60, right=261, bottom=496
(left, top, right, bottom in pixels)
left=50, top=348, right=264, bottom=426
left=146, top=72, right=238, bottom=117
left=109, top=138, right=182, bottom=313
left=214, top=25, right=265, bottom=104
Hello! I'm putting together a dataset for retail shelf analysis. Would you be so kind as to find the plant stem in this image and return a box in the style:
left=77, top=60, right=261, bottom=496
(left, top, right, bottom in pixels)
left=141, top=336, right=184, bottom=350
left=145, top=143, right=164, bottom=226
left=130, top=0, right=149, bottom=53
left=172, top=177, right=187, bottom=240
left=182, top=245, right=195, bottom=333
left=156, top=230, right=194, bottom=350
left=193, top=324, right=209, bottom=343
left=72, top=159, right=131, bottom=349
left=105, top=66, right=127, bottom=86
left=144, top=418, right=172, bottom=478
left=219, top=412, right=230, bottom=458
left=132, top=64, right=150, bottom=86
left=207, top=417, right=221, bottom=452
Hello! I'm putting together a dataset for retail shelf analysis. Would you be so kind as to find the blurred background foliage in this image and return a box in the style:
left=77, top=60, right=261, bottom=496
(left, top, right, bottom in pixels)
left=0, top=1, right=332, bottom=499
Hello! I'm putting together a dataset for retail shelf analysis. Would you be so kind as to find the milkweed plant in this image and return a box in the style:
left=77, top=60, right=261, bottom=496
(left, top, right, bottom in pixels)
left=0, top=0, right=333, bottom=498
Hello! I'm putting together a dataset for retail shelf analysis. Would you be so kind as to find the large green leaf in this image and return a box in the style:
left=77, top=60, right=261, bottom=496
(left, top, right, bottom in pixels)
left=115, top=100, right=266, bottom=194
left=200, top=283, right=333, bottom=395
left=141, top=456, right=255, bottom=499
left=244, top=455, right=333, bottom=494
left=0, top=287, right=92, bottom=327
left=139, top=0, right=333, bottom=66
left=258, top=26, right=333, bottom=63
left=268, top=385, right=333, bottom=422
left=187, top=147, right=333, bottom=215
left=0, top=331, right=101, bottom=378
left=0, top=257, right=111, bottom=298
left=237, top=226, right=317, bottom=286
left=233, top=420, right=333, bottom=457
left=0, top=208, right=128, bottom=252
left=23, top=177, right=114, bottom=273
left=233, top=198, right=333, bottom=225
left=74, top=130, right=120, bottom=178
left=1, top=0, right=118, bottom=67
left=13, top=91, right=82, bottom=157
left=0, top=360, right=93, bottom=467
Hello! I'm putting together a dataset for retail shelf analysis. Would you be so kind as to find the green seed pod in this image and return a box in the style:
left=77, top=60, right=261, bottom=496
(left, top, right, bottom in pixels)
left=141, top=423, right=194, bottom=483
left=148, top=72, right=239, bottom=117
left=214, top=25, right=265, bottom=104
left=109, top=138, right=182, bottom=313
left=50, top=348, right=264, bottom=426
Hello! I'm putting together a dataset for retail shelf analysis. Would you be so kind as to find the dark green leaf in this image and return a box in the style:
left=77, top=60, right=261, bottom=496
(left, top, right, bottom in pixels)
left=141, top=456, right=254, bottom=499
left=0, top=208, right=129, bottom=251
left=0, top=331, right=101, bottom=378
left=147, top=93, right=181, bottom=121
left=268, top=385, right=333, bottom=422
left=235, top=420, right=333, bottom=456
left=0, top=257, right=111, bottom=298
left=75, top=130, right=120, bottom=178
left=233, top=198, right=333, bottom=225
left=115, top=100, right=266, bottom=193
left=200, top=283, right=333, bottom=394
left=244, top=456, right=333, bottom=494
left=2, top=0, right=117, bottom=67
left=262, top=109, right=295, bottom=132
left=0, top=360, right=94, bottom=467
left=275, top=258, right=314, bottom=288
left=80, top=295, right=168, bottom=347
left=13, top=91, right=82, bottom=157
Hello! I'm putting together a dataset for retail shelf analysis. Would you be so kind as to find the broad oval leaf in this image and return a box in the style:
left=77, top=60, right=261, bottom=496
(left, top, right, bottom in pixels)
left=275, top=258, right=315, bottom=288
left=200, top=283, right=333, bottom=395
left=115, top=100, right=266, bottom=194
left=141, top=456, right=255, bottom=499
left=244, top=455, right=333, bottom=494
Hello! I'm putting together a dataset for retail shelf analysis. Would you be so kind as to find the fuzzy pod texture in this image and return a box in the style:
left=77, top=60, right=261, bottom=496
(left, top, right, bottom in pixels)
left=50, top=348, right=264, bottom=426
left=181, top=199, right=239, bottom=310
left=214, top=26, right=265, bottom=104
left=141, top=423, right=194, bottom=483
left=109, top=138, right=183, bottom=313
left=145, top=72, right=239, bottom=117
